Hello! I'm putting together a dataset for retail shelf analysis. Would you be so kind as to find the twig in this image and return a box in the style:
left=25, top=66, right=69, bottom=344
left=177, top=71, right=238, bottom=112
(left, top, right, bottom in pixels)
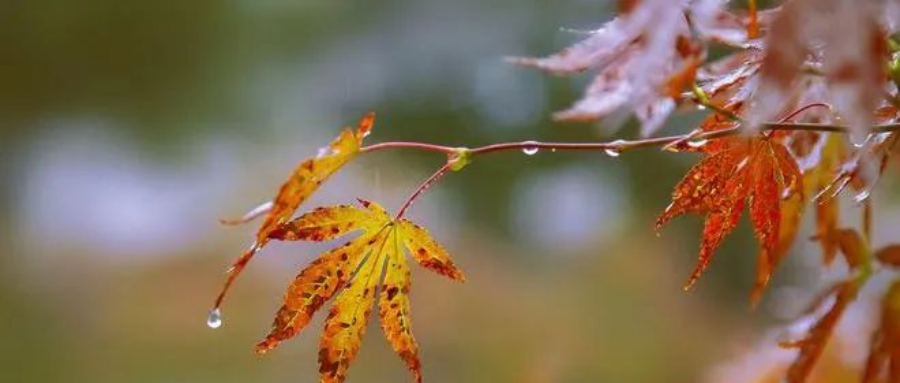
left=361, top=122, right=900, bottom=158
left=395, top=161, right=454, bottom=219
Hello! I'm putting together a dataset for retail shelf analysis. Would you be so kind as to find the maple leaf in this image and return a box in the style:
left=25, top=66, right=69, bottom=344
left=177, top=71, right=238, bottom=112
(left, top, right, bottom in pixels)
left=863, top=278, right=900, bottom=383
left=656, top=133, right=803, bottom=292
left=810, top=107, right=900, bottom=203
left=690, top=0, right=758, bottom=47
left=212, top=113, right=375, bottom=310
left=256, top=199, right=465, bottom=383
left=696, top=48, right=761, bottom=107
left=509, top=0, right=705, bottom=135
left=780, top=281, right=857, bottom=383
left=802, top=134, right=846, bottom=266
left=749, top=0, right=888, bottom=138
left=780, top=229, right=871, bottom=383
left=876, top=245, right=900, bottom=266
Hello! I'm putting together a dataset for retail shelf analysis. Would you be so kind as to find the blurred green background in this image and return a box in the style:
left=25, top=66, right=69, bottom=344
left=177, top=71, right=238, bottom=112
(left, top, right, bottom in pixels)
left=2, top=1, right=898, bottom=382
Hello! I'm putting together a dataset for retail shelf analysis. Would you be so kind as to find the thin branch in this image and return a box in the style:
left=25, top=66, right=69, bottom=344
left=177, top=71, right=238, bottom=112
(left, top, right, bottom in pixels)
left=747, top=0, right=760, bottom=39
left=364, top=121, right=900, bottom=217
left=779, top=103, right=831, bottom=122
left=362, top=122, right=900, bottom=158
left=395, top=161, right=454, bottom=219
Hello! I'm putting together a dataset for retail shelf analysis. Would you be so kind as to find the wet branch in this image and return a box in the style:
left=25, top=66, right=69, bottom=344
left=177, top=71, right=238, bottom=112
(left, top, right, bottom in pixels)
left=361, top=122, right=900, bottom=157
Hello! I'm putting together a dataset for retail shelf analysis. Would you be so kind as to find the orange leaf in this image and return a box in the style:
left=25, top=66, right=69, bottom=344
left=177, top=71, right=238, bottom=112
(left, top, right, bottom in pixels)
left=836, top=229, right=869, bottom=270
left=786, top=281, right=858, bottom=383
left=664, top=56, right=700, bottom=100
left=807, top=135, right=846, bottom=265
left=255, top=233, right=378, bottom=354
left=863, top=279, right=900, bottom=383
left=752, top=159, right=805, bottom=305
left=876, top=245, right=900, bottom=267
left=657, top=136, right=803, bottom=292
left=268, top=204, right=386, bottom=242
left=213, top=113, right=374, bottom=310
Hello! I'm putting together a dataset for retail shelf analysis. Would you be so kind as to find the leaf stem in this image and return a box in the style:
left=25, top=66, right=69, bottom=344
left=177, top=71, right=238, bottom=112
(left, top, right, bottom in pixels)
left=395, top=161, right=454, bottom=219
left=747, top=0, right=760, bottom=39
left=691, top=84, right=741, bottom=122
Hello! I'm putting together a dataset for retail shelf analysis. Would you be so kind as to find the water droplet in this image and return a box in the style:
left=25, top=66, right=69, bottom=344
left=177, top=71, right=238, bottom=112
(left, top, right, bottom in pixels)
left=853, top=189, right=871, bottom=204
left=850, top=134, right=871, bottom=148
left=604, top=140, right=625, bottom=157
left=551, top=148, right=557, bottom=153
left=687, top=139, right=708, bottom=148
left=522, top=141, right=539, bottom=156
left=207, top=308, right=223, bottom=329
left=316, top=147, right=330, bottom=158
left=781, top=188, right=794, bottom=199
left=697, top=104, right=707, bottom=111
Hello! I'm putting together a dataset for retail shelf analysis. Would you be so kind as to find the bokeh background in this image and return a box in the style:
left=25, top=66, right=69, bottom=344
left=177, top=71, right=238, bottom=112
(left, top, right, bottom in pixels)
left=2, top=1, right=899, bottom=382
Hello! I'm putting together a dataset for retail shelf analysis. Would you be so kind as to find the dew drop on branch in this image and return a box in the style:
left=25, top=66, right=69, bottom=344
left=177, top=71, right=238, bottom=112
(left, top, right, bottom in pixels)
left=207, top=308, right=223, bottom=329
left=522, top=141, right=540, bottom=156
left=604, top=140, right=625, bottom=157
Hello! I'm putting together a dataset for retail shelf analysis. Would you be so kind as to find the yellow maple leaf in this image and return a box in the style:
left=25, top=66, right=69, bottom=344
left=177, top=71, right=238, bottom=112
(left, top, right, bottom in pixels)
left=257, top=199, right=465, bottom=383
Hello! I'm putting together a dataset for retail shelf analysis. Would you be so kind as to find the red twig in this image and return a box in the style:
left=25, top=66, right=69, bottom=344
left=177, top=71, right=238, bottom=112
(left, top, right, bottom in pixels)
left=780, top=103, right=832, bottom=122
left=363, top=121, right=900, bottom=218
left=362, top=122, right=900, bottom=158
left=395, top=161, right=454, bottom=219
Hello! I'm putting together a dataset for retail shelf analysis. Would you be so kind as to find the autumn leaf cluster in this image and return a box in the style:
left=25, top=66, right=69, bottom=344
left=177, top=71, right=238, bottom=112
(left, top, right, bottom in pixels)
left=211, top=0, right=900, bottom=382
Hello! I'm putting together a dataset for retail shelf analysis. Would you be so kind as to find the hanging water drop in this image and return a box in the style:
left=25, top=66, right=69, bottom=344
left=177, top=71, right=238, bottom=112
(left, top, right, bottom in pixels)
left=207, top=308, right=223, bottom=329
left=522, top=141, right=540, bottom=156
left=853, top=189, right=872, bottom=204
left=604, top=140, right=625, bottom=157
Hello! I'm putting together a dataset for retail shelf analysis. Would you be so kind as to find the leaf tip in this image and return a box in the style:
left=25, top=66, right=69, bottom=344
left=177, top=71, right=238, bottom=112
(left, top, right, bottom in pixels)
left=683, top=270, right=703, bottom=292
left=356, top=111, right=376, bottom=139
left=254, top=346, right=269, bottom=356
